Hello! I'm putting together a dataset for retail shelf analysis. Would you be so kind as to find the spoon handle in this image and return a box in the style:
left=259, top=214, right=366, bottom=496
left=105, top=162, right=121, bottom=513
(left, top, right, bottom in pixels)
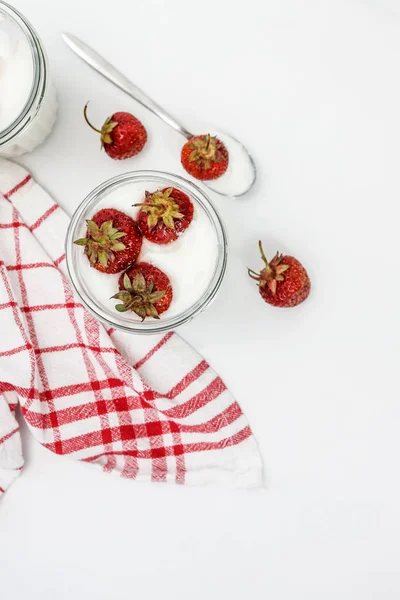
left=62, top=33, right=193, bottom=140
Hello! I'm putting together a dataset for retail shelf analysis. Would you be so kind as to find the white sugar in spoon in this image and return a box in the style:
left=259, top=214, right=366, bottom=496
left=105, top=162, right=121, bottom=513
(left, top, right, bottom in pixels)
left=62, top=33, right=256, bottom=198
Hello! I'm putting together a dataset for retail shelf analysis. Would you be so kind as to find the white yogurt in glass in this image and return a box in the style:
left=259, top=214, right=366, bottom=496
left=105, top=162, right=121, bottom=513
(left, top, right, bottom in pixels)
left=0, top=2, right=57, bottom=157
left=66, top=171, right=228, bottom=334
left=78, top=182, right=218, bottom=319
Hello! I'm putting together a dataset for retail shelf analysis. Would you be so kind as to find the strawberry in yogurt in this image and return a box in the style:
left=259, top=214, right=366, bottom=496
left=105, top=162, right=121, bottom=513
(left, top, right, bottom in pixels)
left=73, top=208, right=142, bottom=274
left=134, top=187, right=194, bottom=244
left=113, top=263, right=173, bottom=320
left=73, top=177, right=220, bottom=322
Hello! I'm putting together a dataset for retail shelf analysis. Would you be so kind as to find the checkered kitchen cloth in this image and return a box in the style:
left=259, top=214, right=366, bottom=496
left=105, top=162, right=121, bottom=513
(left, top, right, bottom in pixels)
left=0, top=159, right=263, bottom=495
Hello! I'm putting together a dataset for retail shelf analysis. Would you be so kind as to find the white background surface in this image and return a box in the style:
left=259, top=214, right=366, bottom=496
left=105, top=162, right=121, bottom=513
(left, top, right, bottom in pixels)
left=1, top=0, right=400, bottom=598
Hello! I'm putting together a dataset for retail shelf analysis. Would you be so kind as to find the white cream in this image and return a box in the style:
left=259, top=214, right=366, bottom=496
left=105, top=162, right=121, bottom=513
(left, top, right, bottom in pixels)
left=0, top=13, right=33, bottom=132
left=201, top=131, right=255, bottom=197
left=0, top=8, right=57, bottom=157
left=77, top=181, right=219, bottom=321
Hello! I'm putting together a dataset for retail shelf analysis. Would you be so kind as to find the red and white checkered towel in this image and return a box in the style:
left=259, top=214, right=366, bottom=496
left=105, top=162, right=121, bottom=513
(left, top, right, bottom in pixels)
left=0, top=159, right=263, bottom=494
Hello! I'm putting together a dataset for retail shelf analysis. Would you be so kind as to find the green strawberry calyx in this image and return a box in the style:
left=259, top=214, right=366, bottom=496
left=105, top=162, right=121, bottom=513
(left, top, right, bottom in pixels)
left=112, top=272, right=166, bottom=320
left=134, top=188, right=183, bottom=230
left=247, top=241, right=290, bottom=295
left=188, top=134, right=225, bottom=170
left=73, top=219, right=126, bottom=268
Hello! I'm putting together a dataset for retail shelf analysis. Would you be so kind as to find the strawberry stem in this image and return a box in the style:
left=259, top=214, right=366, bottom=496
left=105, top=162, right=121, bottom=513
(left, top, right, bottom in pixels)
left=258, top=240, right=271, bottom=272
left=83, top=102, right=103, bottom=135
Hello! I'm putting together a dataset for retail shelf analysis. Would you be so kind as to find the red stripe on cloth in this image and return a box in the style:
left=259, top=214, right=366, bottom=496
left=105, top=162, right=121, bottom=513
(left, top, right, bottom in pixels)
left=37, top=378, right=123, bottom=402
left=181, top=425, right=252, bottom=454
left=27, top=399, right=241, bottom=441
left=4, top=175, right=32, bottom=199
left=0, top=301, right=17, bottom=310
left=169, top=360, right=209, bottom=398
left=42, top=427, right=110, bottom=455
left=82, top=314, right=117, bottom=475
left=0, top=427, right=19, bottom=445
left=27, top=398, right=122, bottom=427
left=21, top=302, right=82, bottom=313
left=54, top=253, right=65, bottom=267
left=130, top=333, right=185, bottom=481
left=82, top=314, right=127, bottom=474
left=178, top=401, right=243, bottom=433
left=0, top=255, right=36, bottom=405
left=145, top=404, right=168, bottom=482
left=78, top=426, right=253, bottom=463
left=35, top=342, right=119, bottom=355
left=172, top=428, right=185, bottom=483
left=12, top=207, right=59, bottom=442
left=0, top=343, right=31, bottom=358
left=0, top=380, right=124, bottom=404
left=60, top=277, right=117, bottom=467
left=29, top=204, right=58, bottom=231
left=152, top=360, right=209, bottom=401
left=0, top=381, right=37, bottom=400
left=7, top=262, right=56, bottom=271
left=163, top=376, right=227, bottom=419
left=133, top=331, right=174, bottom=370
left=167, top=394, right=186, bottom=481
left=0, top=379, right=109, bottom=404
left=139, top=354, right=207, bottom=483
left=84, top=313, right=140, bottom=478
left=110, top=353, right=143, bottom=476
left=0, top=221, right=28, bottom=229
left=0, top=487, right=4, bottom=493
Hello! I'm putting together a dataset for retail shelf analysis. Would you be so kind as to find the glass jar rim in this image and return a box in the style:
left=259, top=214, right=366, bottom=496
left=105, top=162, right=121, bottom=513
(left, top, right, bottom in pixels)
left=65, top=170, right=228, bottom=335
left=0, top=1, right=47, bottom=146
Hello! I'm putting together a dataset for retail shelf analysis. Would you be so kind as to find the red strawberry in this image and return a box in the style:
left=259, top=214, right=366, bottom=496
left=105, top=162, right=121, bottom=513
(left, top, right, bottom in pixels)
left=84, top=103, right=147, bottom=160
left=74, top=208, right=142, bottom=274
left=135, top=187, right=194, bottom=245
left=181, top=134, right=229, bottom=180
left=113, top=262, right=173, bottom=319
left=248, top=241, right=310, bottom=308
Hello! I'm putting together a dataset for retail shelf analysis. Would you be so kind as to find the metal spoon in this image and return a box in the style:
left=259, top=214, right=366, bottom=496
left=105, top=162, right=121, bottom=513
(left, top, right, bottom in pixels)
left=62, top=33, right=256, bottom=197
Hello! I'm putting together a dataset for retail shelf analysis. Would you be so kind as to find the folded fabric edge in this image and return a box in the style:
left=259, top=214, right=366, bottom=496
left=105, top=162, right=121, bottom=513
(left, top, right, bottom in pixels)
left=0, top=468, right=22, bottom=499
left=182, top=435, right=265, bottom=488
left=78, top=460, right=265, bottom=489
left=74, top=435, right=265, bottom=489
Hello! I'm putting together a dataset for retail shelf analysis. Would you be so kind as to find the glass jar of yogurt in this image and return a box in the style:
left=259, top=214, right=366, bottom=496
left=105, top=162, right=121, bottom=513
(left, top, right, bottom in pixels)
left=0, top=1, right=57, bottom=157
left=66, top=171, right=228, bottom=334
